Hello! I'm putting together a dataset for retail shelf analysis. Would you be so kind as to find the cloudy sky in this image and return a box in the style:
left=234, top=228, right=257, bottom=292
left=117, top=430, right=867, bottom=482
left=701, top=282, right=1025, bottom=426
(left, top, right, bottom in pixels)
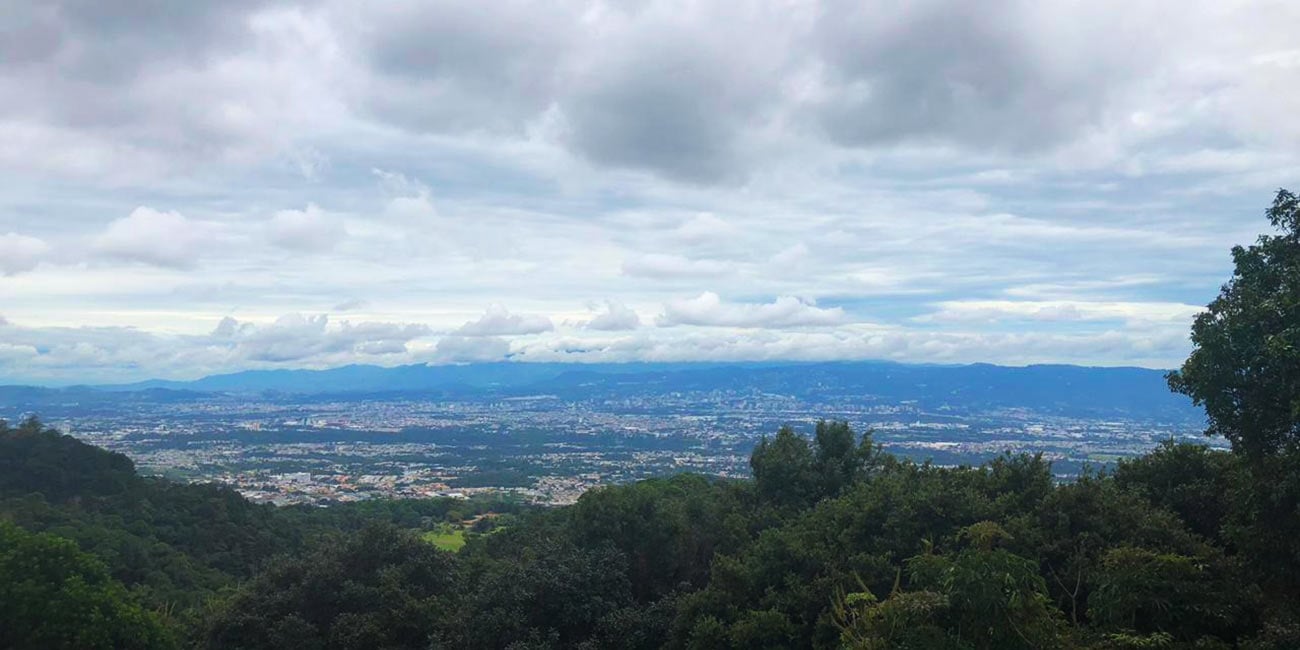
left=2, top=0, right=1298, bottom=384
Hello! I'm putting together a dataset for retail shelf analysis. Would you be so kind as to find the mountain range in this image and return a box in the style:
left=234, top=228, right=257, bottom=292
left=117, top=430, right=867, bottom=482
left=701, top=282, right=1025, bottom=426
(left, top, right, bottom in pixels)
left=0, top=360, right=1203, bottom=422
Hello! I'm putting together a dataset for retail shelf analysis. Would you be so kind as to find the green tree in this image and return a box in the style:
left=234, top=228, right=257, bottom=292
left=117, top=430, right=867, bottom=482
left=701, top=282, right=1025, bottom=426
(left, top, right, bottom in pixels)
left=750, top=426, right=817, bottom=507
left=0, top=416, right=138, bottom=500
left=835, top=522, right=1065, bottom=650
left=812, top=420, right=879, bottom=499
left=202, top=525, right=458, bottom=650
left=1088, top=546, right=1256, bottom=643
left=0, top=521, right=175, bottom=650
left=1165, top=188, right=1300, bottom=594
left=751, top=422, right=878, bottom=508
left=832, top=586, right=962, bottom=650
left=568, top=474, right=748, bottom=602
left=451, top=537, right=631, bottom=648
left=1167, top=188, right=1300, bottom=459
left=1113, top=442, right=1238, bottom=543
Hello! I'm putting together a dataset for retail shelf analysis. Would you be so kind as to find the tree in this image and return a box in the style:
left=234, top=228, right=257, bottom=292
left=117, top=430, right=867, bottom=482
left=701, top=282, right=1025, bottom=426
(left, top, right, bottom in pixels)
left=812, top=420, right=879, bottom=499
left=201, top=525, right=458, bottom=650
left=1088, top=546, right=1256, bottom=643
left=751, top=422, right=877, bottom=508
left=0, top=416, right=139, bottom=500
left=0, top=521, right=175, bottom=650
left=1113, top=441, right=1238, bottom=543
left=451, top=537, right=631, bottom=648
left=1167, top=188, right=1300, bottom=460
left=835, top=522, right=1065, bottom=650
left=750, top=426, right=817, bottom=507
left=1165, top=188, right=1300, bottom=594
left=568, top=474, right=748, bottom=602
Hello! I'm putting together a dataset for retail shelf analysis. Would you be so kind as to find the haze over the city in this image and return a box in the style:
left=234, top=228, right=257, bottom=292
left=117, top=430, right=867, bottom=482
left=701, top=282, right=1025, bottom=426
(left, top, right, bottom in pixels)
left=3, top=0, right=1299, bottom=384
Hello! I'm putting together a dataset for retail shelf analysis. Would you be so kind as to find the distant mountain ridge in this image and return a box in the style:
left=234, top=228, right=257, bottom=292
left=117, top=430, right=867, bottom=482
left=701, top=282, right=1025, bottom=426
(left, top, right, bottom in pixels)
left=111, top=362, right=710, bottom=393
left=0, top=360, right=1203, bottom=422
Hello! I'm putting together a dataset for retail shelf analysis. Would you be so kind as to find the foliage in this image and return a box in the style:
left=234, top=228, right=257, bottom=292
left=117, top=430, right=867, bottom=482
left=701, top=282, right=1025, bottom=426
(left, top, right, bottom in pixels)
left=0, top=416, right=515, bottom=630
left=567, top=473, right=752, bottom=602
left=0, top=416, right=138, bottom=500
left=1088, top=546, right=1256, bottom=642
left=4, top=411, right=1299, bottom=649
left=201, top=524, right=458, bottom=650
left=750, top=421, right=878, bottom=509
left=1165, top=188, right=1300, bottom=596
left=1112, top=441, right=1238, bottom=543
left=448, top=537, right=633, bottom=648
left=1168, top=188, right=1300, bottom=460
left=0, top=520, right=175, bottom=650
left=832, top=522, right=1063, bottom=649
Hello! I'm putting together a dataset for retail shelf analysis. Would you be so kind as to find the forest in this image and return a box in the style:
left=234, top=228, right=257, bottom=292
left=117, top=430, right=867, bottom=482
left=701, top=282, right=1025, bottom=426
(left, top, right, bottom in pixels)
left=2, top=189, right=1298, bottom=649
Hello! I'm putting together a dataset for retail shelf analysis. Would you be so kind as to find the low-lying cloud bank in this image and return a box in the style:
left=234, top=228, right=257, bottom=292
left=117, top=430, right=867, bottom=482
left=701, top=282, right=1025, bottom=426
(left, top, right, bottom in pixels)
left=0, top=292, right=1199, bottom=384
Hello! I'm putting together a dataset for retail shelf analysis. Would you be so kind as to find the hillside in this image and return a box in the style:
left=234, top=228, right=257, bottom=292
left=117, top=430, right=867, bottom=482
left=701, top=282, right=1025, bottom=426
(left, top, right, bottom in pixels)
left=3, top=416, right=1298, bottom=649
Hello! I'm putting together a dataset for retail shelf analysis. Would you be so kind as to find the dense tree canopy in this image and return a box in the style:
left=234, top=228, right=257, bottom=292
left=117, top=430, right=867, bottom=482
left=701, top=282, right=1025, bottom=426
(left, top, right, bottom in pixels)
left=1165, top=188, right=1300, bottom=596
left=0, top=520, right=175, bottom=650
left=202, top=524, right=459, bottom=650
left=750, top=420, right=877, bottom=508
left=5, top=412, right=1300, bottom=649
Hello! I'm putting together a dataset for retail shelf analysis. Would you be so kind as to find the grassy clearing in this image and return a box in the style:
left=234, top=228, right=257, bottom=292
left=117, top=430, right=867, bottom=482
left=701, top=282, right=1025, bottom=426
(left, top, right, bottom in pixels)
left=421, top=527, right=466, bottom=552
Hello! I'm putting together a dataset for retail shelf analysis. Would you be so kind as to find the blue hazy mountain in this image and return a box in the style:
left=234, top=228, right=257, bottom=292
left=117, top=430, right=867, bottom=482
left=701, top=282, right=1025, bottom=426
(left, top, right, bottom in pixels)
left=112, top=362, right=720, bottom=393
left=0, top=360, right=1202, bottom=422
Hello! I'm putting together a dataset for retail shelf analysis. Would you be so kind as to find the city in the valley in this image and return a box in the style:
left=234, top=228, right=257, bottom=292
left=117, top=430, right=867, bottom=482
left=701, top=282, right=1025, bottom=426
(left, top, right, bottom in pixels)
left=4, top=362, right=1211, bottom=506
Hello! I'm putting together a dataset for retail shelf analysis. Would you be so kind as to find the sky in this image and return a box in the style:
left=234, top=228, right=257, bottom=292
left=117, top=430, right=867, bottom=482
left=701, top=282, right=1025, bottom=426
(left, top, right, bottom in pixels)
left=1, top=0, right=1299, bottom=384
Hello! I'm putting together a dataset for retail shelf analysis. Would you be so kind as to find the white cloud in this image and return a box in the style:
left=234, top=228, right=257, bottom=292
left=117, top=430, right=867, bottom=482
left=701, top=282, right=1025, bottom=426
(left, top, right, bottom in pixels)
left=433, top=335, right=510, bottom=363
left=375, top=168, right=438, bottom=220
left=672, top=213, right=738, bottom=244
left=622, top=254, right=735, bottom=279
left=333, top=298, right=369, bottom=312
left=0, top=301, right=1201, bottom=384
left=584, top=301, right=641, bottom=331
left=0, top=312, right=435, bottom=383
left=267, top=203, right=345, bottom=252
left=0, top=232, right=50, bottom=275
left=658, top=292, right=848, bottom=328
left=769, top=242, right=809, bottom=268
left=919, top=300, right=1204, bottom=325
left=1, top=0, right=1297, bottom=187
left=213, top=313, right=431, bottom=363
left=502, top=326, right=1190, bottom=369
left=384, top=193, right=438, bottom=221
left=93, top=207, right=209, bottom=269
left=453, top=304, right=553, bottom=336
left=212, top=315, right=242, bottom=338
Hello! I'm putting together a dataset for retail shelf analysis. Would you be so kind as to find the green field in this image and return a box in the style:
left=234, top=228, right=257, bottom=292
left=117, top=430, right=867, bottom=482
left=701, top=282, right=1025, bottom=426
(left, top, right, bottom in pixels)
left=421, top=527, right=466, bottom=552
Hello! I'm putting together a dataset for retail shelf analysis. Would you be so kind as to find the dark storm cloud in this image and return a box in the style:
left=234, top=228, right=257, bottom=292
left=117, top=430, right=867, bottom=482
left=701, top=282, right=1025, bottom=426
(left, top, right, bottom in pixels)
left=0, top=0, right=1159, bottom=182
left=561, top=32, right=764, bottom=184
left=0, top=0, right=269, bottom=110
left=810, top=0, right=1134, bottom=150
left=349, top=2, right=773, bottom=181
left=341, top=0, right=1147, bottom=181
left=36, top=0, right=266, bottom=78
left=0, top=0, right=321, bottom=178
left=356, top=1, right=572, bottom=133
